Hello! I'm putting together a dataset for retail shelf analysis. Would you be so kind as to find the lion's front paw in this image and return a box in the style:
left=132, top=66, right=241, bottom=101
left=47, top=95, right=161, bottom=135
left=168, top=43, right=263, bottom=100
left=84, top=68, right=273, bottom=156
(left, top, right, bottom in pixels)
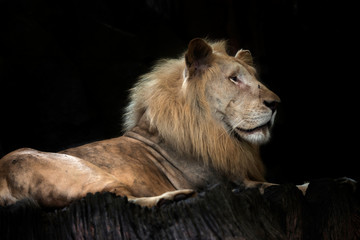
left=129, top=189, right=196, bottom=208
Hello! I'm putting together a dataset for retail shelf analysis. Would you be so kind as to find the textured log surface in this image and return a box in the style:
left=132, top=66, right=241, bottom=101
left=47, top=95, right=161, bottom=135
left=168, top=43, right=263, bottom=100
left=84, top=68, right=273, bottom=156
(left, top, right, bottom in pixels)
left=0, top=179, right=359, bottom=240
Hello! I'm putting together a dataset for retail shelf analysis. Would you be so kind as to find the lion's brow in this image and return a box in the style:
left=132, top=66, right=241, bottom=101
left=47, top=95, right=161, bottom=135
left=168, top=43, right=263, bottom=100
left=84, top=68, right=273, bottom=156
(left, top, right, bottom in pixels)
left=228, top=65, right=241, bottom=77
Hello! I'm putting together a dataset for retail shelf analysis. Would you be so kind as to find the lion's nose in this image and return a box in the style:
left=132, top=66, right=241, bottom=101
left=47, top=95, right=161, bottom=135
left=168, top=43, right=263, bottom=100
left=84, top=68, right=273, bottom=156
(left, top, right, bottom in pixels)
left=264, top=100, right=279, bottom=113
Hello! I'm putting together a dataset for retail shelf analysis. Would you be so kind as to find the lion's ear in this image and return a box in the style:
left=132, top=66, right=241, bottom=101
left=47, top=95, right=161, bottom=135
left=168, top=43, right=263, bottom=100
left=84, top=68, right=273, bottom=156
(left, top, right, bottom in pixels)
left=235, top=49, right=254, bottom=66
left=185, top=38, right=213, bottom=76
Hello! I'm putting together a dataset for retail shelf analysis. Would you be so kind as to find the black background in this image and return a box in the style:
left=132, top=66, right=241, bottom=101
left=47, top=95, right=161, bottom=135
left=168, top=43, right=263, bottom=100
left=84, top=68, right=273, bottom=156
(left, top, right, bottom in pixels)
left=0, top=0, right=359, bottom=184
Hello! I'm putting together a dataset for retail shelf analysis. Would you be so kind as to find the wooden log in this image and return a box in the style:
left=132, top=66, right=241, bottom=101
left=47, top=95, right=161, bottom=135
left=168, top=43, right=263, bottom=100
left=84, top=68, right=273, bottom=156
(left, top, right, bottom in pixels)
left=0, top=179, right=359, bottom=240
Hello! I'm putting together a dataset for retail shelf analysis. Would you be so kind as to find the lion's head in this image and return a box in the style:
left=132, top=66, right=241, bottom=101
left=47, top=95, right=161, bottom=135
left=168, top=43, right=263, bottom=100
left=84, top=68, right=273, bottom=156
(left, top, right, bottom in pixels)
left=124, top=38, right=280, bottom=181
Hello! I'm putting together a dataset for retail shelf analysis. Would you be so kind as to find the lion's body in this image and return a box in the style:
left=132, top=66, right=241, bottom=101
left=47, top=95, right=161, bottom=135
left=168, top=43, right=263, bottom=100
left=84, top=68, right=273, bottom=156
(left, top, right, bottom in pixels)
left=0, top=39, right=282, bottom=208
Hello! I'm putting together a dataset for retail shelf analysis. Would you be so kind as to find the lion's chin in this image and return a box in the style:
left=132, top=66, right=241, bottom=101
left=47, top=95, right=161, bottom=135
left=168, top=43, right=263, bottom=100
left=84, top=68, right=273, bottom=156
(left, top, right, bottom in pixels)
left=234, top=124, right=271, bottom=144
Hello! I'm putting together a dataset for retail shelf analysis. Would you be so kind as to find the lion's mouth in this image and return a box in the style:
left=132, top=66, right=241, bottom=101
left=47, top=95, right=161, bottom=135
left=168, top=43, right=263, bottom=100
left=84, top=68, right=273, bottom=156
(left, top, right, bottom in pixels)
left=235, top=121, right=271, bottom=134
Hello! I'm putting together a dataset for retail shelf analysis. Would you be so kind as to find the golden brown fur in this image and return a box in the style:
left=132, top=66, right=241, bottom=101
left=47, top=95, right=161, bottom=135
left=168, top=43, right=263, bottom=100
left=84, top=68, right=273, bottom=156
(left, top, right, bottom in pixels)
left=0, top=38, right=288, bottom=208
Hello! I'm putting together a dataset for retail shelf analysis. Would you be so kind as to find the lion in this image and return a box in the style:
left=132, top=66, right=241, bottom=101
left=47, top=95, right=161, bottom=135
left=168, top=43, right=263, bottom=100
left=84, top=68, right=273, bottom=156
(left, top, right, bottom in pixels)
left=0, top=38, right=307, bottom=208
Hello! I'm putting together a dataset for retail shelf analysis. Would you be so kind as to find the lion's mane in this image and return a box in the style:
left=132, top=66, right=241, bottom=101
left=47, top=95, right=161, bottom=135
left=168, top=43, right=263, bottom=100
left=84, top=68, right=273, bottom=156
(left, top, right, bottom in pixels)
left=124, top=40, right=265, bottom=181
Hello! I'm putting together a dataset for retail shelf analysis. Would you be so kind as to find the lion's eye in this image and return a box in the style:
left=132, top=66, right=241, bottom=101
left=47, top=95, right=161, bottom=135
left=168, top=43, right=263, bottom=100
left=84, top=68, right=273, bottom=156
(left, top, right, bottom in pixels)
left=229, top=76, right=240, bottom=84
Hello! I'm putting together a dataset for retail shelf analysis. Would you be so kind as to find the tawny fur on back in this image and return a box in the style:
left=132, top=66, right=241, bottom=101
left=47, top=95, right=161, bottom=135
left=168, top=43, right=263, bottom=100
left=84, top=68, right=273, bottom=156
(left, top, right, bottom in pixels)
left=124, top=40, right=265, bottom=181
